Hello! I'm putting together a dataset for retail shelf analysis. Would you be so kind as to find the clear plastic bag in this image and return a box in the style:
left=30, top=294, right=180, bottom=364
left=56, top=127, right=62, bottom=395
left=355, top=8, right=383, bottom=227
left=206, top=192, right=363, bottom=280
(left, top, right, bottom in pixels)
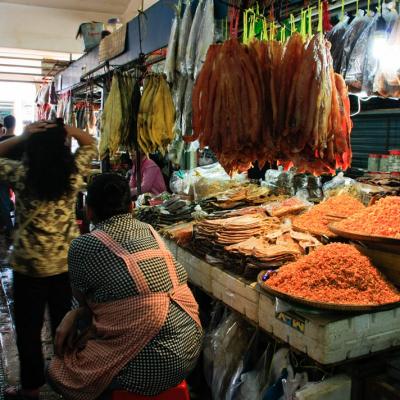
left=169, top=170, right=190, bottom=194
left=203, top=302, right=226, bottom=387
left=264, top=167, right=295, bottom=196
left=327, top=15, right=350, bottom=73
left=225, top=331, right=261, bottom=400
left=322, top=172, right=361, bottom=199
left=340, top=12, right=371, bottom=80
left=210, top=312, right=254, bottom=399
left=192, top=162, right=248, bottom=201
left=235, top=339, right=274, bottom=400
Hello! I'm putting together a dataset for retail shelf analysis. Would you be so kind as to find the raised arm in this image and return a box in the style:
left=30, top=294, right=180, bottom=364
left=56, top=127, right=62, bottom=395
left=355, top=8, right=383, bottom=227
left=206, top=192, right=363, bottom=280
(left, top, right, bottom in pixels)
left=65, top=126, right=95, bottom=147
left=0, top=121, right=55, bottom=157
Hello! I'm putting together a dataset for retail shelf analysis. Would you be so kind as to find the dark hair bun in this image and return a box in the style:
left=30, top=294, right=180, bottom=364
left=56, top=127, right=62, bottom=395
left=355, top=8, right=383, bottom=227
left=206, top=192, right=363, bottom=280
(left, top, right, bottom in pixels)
left=87, top=173, right=131, bottom=222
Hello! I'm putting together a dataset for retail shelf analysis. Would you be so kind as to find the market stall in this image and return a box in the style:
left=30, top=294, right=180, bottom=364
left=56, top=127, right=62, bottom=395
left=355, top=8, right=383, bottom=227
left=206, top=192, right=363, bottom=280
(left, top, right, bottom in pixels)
left=50, top=0, right=400, bottom=397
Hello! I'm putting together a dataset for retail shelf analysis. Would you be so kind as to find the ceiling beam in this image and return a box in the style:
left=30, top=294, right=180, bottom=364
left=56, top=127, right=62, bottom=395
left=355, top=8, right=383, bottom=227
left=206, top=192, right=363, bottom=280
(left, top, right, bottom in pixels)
left=0, top=71, right=44, bottom=77
left=0, top=55, right=43, bottom=61
left=0, top=63, right=42, bottom=69
left=0, top=79, right=49, bottom=84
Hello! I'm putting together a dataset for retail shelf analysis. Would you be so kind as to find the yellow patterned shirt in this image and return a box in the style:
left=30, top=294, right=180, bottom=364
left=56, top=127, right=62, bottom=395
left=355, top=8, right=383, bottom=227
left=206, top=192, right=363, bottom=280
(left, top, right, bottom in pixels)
left=0, top=143, right=97, bottom=277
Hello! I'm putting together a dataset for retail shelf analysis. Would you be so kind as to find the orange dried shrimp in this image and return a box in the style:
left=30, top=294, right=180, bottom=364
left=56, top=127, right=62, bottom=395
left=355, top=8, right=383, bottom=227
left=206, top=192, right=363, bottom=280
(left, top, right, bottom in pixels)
left=293, top=194, right=365, bottom=237
left=333, top=196, right=400, bottom=239
left=265, top=243, right=400, bottom=305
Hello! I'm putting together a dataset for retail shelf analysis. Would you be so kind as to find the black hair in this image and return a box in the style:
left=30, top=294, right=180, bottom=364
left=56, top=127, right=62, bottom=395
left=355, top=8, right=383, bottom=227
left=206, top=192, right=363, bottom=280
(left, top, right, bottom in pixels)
left=4, top=115, right=16, bottom=130
left=25, top=124, right=77, bottom=201
left=86, top=173, right=131, bottom=222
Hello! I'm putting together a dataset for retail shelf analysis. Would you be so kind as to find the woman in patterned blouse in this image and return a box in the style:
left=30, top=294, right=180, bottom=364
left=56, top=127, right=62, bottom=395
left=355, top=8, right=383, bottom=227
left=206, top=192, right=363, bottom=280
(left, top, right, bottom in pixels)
left=0, top=121, right=97, bottom=400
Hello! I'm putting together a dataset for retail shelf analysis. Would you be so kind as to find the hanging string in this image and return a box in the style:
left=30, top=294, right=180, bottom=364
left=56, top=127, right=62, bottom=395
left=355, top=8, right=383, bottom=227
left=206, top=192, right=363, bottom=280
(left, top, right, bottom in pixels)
left=307, top=6, right=313, bottom=37
left=249, top=9, right=257, bottom=42
left=317, top=0, right=323, bottom=34
left=340, top=0, right=345, bottom=21
left=300, top=9, right=307, bottom=38
left=243, top=9, right=249, bottom=43
left=290, top=13, right=296, bottom=34
left=280, top=26, right=286, bottom=42
left=262, top=18, right=268, bottom=40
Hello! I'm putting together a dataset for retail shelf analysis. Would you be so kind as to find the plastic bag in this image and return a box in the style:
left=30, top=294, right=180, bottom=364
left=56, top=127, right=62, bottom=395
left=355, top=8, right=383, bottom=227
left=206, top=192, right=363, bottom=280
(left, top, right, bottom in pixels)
left=362, top=7, right=398, bottom=94
left=327, top=15, right=350, bottom=73
left=210, top=312, right=254, bottom=399
left=203, top=302, right=226, bottom=387
left=374, top=10, right=400, bottom=97
left=264, top=167, right=295, bottom=196
left=282, top=369, right=308, bottom=400
left=339, top=12, right=371, bottom=80
left=260, top=348, right=292, bottom=400
left=169, top=170, right=190, bottom=195
left=307, top=175, right=323, bottom=202
left=322, top=172, right=360, bottom=199
left=225, top=331, right=260, bottom=400
left=235, top=339, right=274, bottom=400
left=361, top=15, right=381, bottom=95
left=192, top=162, right=248, bottom=201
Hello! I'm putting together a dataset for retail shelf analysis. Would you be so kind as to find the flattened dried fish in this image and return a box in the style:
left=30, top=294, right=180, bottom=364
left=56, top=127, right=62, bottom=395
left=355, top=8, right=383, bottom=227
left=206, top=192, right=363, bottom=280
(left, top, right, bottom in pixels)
left=194, top=0, right=214, bottom=79
left=164, top=16, right=179, bottom=84
left=185, top=0, right=203, bottom=77
left=176, top=3, right=193, bottom=74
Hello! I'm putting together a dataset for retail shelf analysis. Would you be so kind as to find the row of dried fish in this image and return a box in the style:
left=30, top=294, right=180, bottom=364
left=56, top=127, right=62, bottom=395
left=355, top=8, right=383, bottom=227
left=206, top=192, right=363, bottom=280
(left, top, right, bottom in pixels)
left=100, top=72, right=140, bottom=159
left=165, top=0, right=215, bottom=161
left=137, top=75, right=175, bottom=155
left=190, top=34, right=352, bottom=176
left=135, top=196, right=195, bottom=229
left=164, top=0, right=215, bottom=83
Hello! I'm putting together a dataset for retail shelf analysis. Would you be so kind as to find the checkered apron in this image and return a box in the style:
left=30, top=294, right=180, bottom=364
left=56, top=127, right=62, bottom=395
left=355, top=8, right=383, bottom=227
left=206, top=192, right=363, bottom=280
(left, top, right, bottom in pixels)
left=48, top=226, right=201, bottom=400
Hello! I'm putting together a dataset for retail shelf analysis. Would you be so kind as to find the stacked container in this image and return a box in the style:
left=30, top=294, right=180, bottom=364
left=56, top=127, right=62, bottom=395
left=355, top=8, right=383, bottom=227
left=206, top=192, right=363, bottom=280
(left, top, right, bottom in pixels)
left=388, top=150, right=400, bottom=173
left=368, top=154, right=381, bottom=172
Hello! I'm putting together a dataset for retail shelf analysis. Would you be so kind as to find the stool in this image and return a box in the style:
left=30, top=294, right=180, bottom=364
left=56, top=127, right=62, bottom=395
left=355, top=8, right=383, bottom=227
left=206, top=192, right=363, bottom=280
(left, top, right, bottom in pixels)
left=111, top=381, right=190, bottom=400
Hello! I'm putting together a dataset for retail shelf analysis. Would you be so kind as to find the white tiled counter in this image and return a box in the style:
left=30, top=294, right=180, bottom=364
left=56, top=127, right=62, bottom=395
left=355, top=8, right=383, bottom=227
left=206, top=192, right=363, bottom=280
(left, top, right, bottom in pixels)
left=165, top=239, right=400, bottom=366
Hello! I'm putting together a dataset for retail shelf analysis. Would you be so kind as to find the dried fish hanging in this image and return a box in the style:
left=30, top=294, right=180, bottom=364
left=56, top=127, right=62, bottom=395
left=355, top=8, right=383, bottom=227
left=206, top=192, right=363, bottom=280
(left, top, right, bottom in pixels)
left=191, top=6, right=353, bottom=175
left=99, top=71, right=141, bottom=159
left=137, top=74, right=176, bottom=155
left=164, top=0, right=215, bottom=152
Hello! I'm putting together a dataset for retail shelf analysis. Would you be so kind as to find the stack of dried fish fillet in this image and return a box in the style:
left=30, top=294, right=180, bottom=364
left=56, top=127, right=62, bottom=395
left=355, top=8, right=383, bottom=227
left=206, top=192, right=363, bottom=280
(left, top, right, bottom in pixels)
left=195, top=214, right=278, bottom=246
left=190, top=33, right=353, bottom=175
left=160, top=221, right=195, bottom=246
left=226, top=227, right=321, bottom=272
left=225, top=237, right=300, bottom=268
left=137, top=74, right=175, bottom=155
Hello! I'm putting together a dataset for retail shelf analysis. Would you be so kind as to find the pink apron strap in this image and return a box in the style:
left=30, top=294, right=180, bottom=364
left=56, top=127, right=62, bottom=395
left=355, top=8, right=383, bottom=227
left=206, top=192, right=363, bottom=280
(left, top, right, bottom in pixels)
left=148, top=225, right=180, bottom=287
left=91, top=230, right=150, bottom=294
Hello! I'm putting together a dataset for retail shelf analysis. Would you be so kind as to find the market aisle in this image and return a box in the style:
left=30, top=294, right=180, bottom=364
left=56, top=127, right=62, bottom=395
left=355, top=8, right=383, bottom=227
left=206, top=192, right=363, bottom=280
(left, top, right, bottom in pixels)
left=0, top=267, right=60, bottom=400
